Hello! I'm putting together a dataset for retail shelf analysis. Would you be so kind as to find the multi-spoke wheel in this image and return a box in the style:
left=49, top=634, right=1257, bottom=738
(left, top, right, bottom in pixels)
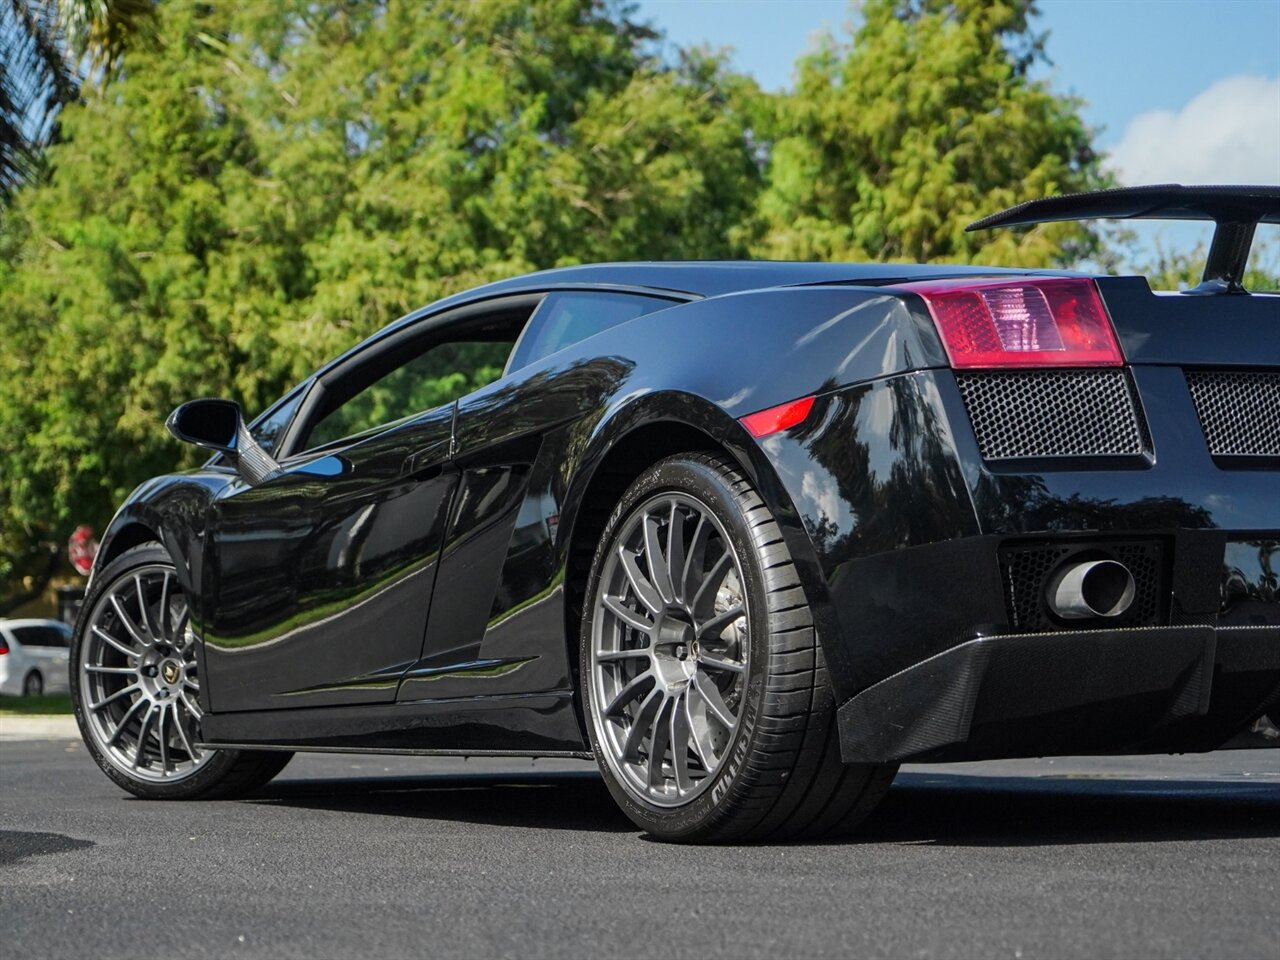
left=590, top=492, right=749, bottom=807
left=72, top=543, right=293, bottom=800
left=79, top=561, right=206, bottom=781
left=581, top=453, right=897, bottom=842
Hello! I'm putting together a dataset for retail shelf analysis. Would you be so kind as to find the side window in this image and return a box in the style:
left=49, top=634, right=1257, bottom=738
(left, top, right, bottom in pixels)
left=13, top=626, right=66, bottom=648
left=249, top=384, right=308, bottom=456
left=304, top=340, right=513, bottom=452
left=505, top=292, right=677, bottom=373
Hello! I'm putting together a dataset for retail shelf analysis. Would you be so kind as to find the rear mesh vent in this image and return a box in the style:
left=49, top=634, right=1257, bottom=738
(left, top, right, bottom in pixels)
left=955, top=369, right=1147, bottom=460
left=1185, top=371, right=1280, bottom=457
left=999, top=541, right=1166, bottom=632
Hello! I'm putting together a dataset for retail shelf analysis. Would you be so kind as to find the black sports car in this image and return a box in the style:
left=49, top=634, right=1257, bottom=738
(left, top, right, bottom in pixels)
left=72, top=185, right=1280, bottom=842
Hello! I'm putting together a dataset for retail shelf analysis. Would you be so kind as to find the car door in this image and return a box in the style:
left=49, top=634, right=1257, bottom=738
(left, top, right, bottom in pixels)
left=399, top=290, right=680, bottom=704
left=200, top=317, right=522, bottom=712
left=10, top=624, right=71, bottom=693
left=30, top=624, right=72, bottom=693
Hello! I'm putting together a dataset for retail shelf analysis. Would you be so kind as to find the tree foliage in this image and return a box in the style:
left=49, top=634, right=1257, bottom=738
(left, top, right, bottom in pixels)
left=746, top=0, right=1109, bottom=265
left=0, top=0, right=761, bottom=591
left=1, top=0, right=1118, bottom=602
left=1137, top=234, right=1280, bottom=293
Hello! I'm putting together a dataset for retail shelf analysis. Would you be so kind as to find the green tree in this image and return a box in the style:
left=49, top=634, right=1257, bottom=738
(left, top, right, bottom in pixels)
left=747, top=0, right=1108, bottom=266
left=0, top=0, right=761, bottom=601
left=1137, top=234, right=1280, bottom=293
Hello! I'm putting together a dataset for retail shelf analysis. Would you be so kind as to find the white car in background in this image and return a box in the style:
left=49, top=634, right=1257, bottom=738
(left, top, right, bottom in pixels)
left=0, top=619, right=73, bottom=696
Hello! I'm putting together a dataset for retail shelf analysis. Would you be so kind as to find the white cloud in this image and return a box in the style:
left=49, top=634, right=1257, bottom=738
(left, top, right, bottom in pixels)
left=800, top=470, right=843, bottom=531
left=1107, top=75, right=1280, bottom=186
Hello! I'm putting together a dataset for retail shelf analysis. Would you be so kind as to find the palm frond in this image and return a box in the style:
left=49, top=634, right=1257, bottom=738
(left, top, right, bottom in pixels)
left=58, top=0, right=155, bottom=79
left=0, top=0, right=76, bottom=197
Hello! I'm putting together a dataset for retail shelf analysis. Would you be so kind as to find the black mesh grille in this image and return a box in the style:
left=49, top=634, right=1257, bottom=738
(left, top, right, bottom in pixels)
left=999, top=540, right=1166, bottom=632
left=1185, top=371, right=1280, bottom=457
left=955, top=369, right=1147, bottom=460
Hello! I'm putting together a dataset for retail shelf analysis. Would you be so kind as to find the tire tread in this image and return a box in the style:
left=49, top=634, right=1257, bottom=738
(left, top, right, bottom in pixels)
left=582, top=452, right=896, bottom=843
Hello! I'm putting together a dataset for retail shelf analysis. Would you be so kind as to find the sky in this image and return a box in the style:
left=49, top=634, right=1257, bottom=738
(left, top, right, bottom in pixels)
left=635, top=0, right=1280, bottom=257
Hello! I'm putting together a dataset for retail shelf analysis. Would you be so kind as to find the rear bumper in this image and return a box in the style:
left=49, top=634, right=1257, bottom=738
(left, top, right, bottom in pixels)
left=838, top=624, right=1280, bottom=763
left=752, top=368, right=1279, bottom=761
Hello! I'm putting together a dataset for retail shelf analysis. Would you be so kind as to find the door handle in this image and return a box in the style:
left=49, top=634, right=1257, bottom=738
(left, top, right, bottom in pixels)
left=402, top=439, right=450, bottom=477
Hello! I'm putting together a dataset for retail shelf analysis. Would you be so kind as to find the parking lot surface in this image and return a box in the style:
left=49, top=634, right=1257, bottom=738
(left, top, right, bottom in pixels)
left=2, top=734, right=1277, bottom=959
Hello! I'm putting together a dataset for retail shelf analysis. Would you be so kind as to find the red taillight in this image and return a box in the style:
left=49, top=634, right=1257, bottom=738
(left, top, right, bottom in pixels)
left=740, top=395, right=816, bottom=438
left=902, top=277, right=1124, bottom=369
left=0, top=638, right=8, bottom=655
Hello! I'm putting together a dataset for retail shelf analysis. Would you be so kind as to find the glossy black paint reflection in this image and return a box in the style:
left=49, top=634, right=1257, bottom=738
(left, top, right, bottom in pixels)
left=93, top=469, right=238, bottom=714
left=945, top=365, right=1277, bottom=536
left=1222, top=540, right=1280, bottom=627
left=199, top=692, right=585, bottom=754
left=202, top=404, right=456, bottom=711
left=91, top=260, right=1279, bottom=759
left=1096, top=277, right=1280, bottom=365
left=402, top=465, right=534, bottom=689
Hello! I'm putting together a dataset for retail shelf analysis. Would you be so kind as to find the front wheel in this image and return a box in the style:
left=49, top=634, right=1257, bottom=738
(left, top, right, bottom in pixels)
left=581, top=453, right=896, bottom=843
left=71, top=543, right=293, bottom=800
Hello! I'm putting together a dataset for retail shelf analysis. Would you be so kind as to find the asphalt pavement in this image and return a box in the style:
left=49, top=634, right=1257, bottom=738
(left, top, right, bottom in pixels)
left=1, top=729, right=1277, bottom=959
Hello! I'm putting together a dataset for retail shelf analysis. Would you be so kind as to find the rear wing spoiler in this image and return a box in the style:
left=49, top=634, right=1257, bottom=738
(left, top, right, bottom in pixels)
left=968, top=184, right=1280, bottom=294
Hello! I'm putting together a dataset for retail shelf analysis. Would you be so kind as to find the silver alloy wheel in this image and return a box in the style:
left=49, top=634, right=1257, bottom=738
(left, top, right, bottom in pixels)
left=590, top=492, right=750, bottom=808
left=80, top=563, right=208, bottom=782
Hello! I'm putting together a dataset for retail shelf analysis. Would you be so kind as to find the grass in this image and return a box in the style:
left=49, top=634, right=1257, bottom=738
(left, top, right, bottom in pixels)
left=0, top=693, right=73, bottom=716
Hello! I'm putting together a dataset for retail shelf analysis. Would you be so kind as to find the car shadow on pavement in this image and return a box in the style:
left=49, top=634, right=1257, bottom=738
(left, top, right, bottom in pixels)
left=853, top=771, right=1280, bottom=848
left=245, top=767, right=1280, bottom=845
left=248, top=770, right=636, bottom=834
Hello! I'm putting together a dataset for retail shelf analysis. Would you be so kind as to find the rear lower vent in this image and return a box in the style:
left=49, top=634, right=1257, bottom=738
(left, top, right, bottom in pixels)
left=1185, top=370, right=1280, bottom=457
left=999, top=540, right=1166, bottom=632
left=955, top=369, right=1147, bottom=460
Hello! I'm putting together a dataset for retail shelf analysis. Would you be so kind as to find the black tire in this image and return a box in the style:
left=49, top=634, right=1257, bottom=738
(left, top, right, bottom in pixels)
left=580, top=452, right=896, bottom=843
left=22, top=671, right=43, bottom=697
left=71, top=543, right=293, bottom=800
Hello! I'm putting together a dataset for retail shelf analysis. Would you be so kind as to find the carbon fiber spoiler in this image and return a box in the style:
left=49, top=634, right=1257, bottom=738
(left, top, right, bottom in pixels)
left=968, top=184, right=1280, bottom=294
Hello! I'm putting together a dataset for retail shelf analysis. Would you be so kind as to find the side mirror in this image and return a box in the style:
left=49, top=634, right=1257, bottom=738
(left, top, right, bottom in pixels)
left=166, top=398, right=281, bottom=485
left=166, top=398, right=241, bottom=453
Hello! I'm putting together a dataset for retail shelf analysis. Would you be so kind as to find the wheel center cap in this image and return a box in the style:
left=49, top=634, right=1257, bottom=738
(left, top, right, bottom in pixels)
left=654, top=616, right=697, bottom=685
left=160, top=660, right=181, bottom=685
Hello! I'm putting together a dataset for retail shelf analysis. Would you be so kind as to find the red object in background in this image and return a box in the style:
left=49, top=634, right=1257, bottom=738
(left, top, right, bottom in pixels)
left=68, top=524, right=98, bottom=576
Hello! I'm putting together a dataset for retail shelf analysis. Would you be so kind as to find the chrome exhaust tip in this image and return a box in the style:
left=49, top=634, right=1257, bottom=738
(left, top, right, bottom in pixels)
left=1048, top=559, right=1136, bottom=620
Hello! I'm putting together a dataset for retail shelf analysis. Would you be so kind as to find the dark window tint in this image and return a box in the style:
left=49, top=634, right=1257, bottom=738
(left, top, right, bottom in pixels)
left=13, top=625, right=70, bottom=648
left=305, top=340, right=512, bottom=451
left=506, top=292, right=675, bottom=373
left=249, top=385, right=307, bottom=456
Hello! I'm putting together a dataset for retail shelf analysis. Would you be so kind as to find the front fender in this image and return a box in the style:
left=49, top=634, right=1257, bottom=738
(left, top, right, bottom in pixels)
left=93, top=468, right=238, bottom=601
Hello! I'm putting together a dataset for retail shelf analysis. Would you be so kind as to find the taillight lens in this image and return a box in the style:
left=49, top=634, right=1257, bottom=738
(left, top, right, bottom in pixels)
left=740, top=395, right=816, bottom=438
left=903, top=277, right=1124, bottom=369
left=0, top=638, right=8, bottom=655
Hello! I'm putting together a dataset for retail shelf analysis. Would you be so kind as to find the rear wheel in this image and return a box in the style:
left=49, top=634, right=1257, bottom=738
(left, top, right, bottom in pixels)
left=72, top=543, right=292, bottom=800
left=581, top=453, right=896, bottom=842
left=22, top=671, right=43, bottom=697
